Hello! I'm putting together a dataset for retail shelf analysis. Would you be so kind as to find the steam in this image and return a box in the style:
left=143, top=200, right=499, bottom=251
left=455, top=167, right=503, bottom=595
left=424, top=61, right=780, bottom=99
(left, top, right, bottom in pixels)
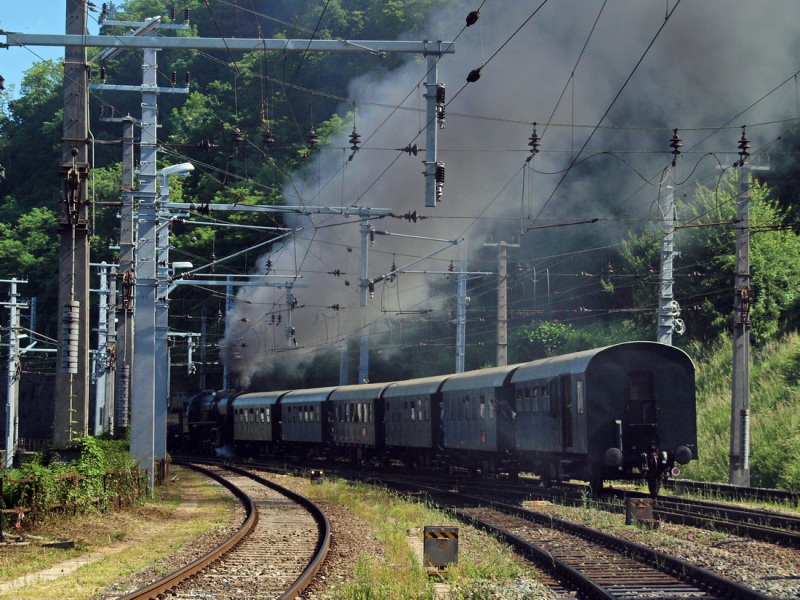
left=222, top=1, right=800, bottom=387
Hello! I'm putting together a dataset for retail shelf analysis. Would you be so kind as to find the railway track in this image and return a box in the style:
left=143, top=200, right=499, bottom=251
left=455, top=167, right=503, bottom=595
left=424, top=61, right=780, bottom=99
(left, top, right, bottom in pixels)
left=431, top=475, right=800, bottom=547
left=383, top=478, right=775, bottom=600
left=120, top=461, right=330, bottom=600
left=665, top=479, right=800, bottom=505
left=648, top=495, right=800, bottom=547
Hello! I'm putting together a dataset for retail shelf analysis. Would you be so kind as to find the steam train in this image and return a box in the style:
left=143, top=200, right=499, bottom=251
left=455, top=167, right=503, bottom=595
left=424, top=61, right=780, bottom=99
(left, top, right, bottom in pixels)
left=183, top=341, right=697, bottom=496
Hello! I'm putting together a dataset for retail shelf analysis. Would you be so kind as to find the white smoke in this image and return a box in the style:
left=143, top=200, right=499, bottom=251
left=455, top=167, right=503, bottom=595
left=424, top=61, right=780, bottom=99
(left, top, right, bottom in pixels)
left=222, top=1, right=800, bottom=386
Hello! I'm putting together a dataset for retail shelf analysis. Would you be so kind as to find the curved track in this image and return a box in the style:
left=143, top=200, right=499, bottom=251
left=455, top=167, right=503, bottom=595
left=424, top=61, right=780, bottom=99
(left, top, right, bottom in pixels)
left=120, top=462, right=330, bottom=600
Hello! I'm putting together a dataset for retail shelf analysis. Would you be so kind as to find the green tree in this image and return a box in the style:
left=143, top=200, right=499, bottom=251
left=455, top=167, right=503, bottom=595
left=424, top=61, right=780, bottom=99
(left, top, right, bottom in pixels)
left=619, top=175, right=800, bottom=346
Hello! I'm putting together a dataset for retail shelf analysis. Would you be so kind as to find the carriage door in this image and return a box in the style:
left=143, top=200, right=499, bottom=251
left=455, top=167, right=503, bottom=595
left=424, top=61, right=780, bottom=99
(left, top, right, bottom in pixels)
left=626, top=371, right=657, bottom=455
left=628, top=372, right=655, bottom=424
left=559, top=375, right=573, bottom=448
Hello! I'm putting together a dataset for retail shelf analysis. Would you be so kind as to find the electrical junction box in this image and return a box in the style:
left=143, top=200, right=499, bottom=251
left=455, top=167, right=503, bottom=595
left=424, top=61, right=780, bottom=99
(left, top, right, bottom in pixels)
left=625, top=497, right=659, bottom=529
left=423, top=526, right=458, bottom=570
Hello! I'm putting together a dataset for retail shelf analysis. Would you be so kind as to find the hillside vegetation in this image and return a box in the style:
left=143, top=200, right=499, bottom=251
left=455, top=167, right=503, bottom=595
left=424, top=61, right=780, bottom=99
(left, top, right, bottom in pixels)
left=684, top=332, right=800, bottom=490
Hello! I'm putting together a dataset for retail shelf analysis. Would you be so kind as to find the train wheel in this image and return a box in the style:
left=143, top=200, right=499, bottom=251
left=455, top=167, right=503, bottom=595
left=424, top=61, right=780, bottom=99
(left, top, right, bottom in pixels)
left=589, top=471, right=604, bottom=497
left=538, top=463, right=555, bottom=488
left=647, top=473, right=662, bottom=497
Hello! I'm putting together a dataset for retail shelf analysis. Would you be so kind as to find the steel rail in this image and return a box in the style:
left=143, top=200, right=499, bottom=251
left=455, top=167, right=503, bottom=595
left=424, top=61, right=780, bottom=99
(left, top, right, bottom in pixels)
left=119, top=461, right=330, bottom=600
left=118, top=462, right=257, bottom=600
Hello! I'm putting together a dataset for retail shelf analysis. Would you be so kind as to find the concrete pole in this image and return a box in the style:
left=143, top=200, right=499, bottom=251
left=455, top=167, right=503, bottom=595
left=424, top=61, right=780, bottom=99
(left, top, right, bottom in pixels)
left=497, top=244, right=509, bottom=367
left=657, top=185, right=676, bottom=344
left=94, top=263, right=110, bottom=435
left=4, top=278, right=26, bottom=469
left=199, top=310, right=207, bottom=389
left=359, top=222, right=371, bottom=308
left=729, top=165, right=751, bottom=486
left=484, top=241, right=518, bottom=367
left=339, top=344, right=349, bottom=385
left=424, top=55, right=441, bottom=208
left=54, top=0, right=90, bottom=448
left=358, top=335, right=370, bottom=384
left=155, top=195, right=171, bottom=462
left=131, top=43, right=160, bottom=488
left=455, top=245, right=467, bottom=373
left=116, top=117, right=136, bottom=434
left=105, top=267, right=117, bottom=433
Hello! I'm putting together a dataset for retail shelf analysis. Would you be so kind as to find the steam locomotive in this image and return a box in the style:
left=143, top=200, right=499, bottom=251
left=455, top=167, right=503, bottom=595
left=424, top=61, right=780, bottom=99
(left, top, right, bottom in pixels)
left=184, top=341, right=697, bottom=496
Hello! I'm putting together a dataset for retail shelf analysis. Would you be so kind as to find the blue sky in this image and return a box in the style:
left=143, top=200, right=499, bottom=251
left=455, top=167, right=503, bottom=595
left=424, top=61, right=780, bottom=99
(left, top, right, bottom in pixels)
left=1, top=1, right=99, bottom=97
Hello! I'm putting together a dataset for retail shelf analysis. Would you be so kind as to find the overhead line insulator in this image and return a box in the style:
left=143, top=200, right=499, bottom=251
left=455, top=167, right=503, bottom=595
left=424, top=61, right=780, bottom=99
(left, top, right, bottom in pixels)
left=435, top=83, right=446, bottom=128
left=669, top=128, right=682, bottom=167
left=526, top=122, right=540, bottom=163
left=435, top=162, right=445, bottom=202
left=736, top=126, right=750, bottom=167
left=348, top=127, right=361, bottom=161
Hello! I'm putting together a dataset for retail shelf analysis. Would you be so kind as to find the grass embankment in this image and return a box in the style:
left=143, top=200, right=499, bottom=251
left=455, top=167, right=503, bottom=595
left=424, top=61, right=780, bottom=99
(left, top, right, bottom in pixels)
left=682, top=333, right=800, bottom=490
left=0, top=467, right=236, bottom=600
left=296, top=476, right=549, bottom=599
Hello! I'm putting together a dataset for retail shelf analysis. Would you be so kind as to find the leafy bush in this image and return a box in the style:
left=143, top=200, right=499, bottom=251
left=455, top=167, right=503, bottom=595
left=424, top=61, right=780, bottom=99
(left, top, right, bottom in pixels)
left=0, top=437, right=145, bottom=530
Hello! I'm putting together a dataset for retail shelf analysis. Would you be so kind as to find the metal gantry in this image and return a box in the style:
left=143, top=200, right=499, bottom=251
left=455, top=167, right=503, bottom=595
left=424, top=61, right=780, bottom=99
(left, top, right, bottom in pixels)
left=2, top=10, right=455, bottom=484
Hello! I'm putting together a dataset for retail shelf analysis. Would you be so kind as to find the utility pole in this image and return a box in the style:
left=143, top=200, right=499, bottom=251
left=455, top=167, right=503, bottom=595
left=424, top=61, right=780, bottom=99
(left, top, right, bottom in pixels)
left=116, top=116, right=136, bottom=435
left=484, top=241, right=519, bottom=367
left=730, top=159, right=751, bottom=487
left=455, top=245, right=467, bottom=373
left=91, top=262, right=115, bottom=435
left=729, top=129, right=768, bottom=487
left=131, top=37, right=159, bottom=485
left=657, top=184, right=684, bottom=343
left=3, top=278, right=27, bottom=469
left=53, top=0, right=91, bottom=450
left=659, top=130, right=686, bottom=345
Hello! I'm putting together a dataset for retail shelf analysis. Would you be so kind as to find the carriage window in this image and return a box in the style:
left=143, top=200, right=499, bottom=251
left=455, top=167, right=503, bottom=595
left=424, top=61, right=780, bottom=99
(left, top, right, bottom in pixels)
left=629, top=372, right=655, bottom=423
left=266, top=407, right=271, bottom=423
left=576, top=380, right=585, bottom=414
left=479, top=395, right=487, bottom=419
left=259, top=408, right=266, bottom=423
left=410, top=400, right=416, bottom=421
left=418, top=399, right=425, bottom=421
left=531, top=387, right=539, bottom=414
left=540, top=386, right=550, bottom=414
left=464, top=396, right=472, bottom=420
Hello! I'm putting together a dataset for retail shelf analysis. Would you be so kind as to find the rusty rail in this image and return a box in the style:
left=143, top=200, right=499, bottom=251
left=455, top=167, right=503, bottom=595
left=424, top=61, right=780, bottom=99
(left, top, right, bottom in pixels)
left=119, top=461, right=330, bottom=600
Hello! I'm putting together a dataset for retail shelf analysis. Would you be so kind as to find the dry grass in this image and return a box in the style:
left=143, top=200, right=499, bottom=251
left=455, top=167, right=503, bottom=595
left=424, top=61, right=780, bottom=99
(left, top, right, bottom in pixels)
left=0, top=466, right=236, bottom=600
